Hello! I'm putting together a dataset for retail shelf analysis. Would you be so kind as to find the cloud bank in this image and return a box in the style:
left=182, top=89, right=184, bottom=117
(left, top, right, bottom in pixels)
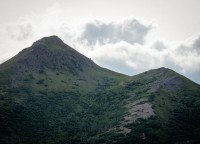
left=0, top=4, right=199, bottom=84
left=79, top=19, right=152, bottom=45
left=75, top=19, right=200, bottom=84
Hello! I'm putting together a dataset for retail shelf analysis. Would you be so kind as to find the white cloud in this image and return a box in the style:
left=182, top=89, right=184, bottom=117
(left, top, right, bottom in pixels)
left=150, top=40, right=168, bottom=51
left=192, top=35, right=200, bottom=54
left=84, top=41, right=167, bottom=75
left=6, top=20, right=33, bottom=41
left=79, top=18, right=152, bottom=45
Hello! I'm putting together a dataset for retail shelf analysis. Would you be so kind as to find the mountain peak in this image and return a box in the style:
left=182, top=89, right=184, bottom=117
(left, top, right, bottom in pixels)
left=1, top=36, right=98, bottom=87
left=32, top=35, right=65, bottom=47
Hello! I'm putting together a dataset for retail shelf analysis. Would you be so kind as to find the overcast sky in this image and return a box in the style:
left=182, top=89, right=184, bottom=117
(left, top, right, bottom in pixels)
left=0, top=0, right=200, bottom=84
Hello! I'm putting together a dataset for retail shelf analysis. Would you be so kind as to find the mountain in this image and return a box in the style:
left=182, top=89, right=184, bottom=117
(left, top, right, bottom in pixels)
left=0, top=36, right=200, bottom=144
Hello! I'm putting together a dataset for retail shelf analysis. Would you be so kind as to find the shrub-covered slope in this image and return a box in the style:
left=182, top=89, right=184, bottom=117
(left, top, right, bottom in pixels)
left=0, top=36, right=200, bottom=144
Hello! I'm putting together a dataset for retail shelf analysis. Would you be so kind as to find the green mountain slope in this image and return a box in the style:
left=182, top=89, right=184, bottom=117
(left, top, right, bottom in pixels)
left=0, top=36, right=200, bottom=144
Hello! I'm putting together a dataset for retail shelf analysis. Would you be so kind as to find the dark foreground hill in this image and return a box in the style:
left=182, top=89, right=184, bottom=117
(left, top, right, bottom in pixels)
left=0, top=36, right=200, bottom=144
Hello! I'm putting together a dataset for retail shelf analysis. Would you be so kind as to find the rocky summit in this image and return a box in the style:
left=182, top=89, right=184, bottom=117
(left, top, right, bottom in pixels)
left=0, top=36, right=200, bottom=144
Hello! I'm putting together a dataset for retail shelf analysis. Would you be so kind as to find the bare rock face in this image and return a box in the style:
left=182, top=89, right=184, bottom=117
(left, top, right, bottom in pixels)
left=124, top=102, right=155, bottom=124
left=120, top=98, right=155, bottom=133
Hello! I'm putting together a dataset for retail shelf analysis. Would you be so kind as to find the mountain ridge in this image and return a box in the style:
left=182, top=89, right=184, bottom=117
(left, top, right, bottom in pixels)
left=0, top=36, right=198, bottom=86
left=0, top=36, right=200, bottom=144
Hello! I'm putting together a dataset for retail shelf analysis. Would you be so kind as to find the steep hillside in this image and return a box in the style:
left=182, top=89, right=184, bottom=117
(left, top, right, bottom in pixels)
left=0, top=36, right=200, bottom=144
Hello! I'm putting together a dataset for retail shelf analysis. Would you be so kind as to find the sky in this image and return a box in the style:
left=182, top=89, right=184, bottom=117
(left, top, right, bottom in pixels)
left=0, top=0, right=200, bottom=84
